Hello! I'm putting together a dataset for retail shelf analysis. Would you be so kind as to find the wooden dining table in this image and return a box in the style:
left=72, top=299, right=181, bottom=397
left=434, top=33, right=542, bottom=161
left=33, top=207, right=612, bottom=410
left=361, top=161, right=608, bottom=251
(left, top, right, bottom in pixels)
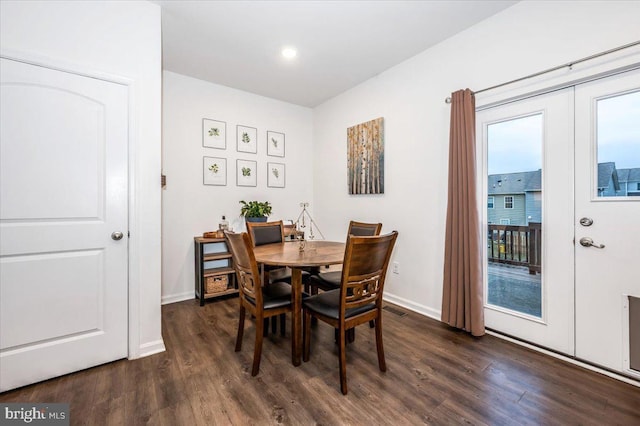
left=253, top=240, right=345, bottom=366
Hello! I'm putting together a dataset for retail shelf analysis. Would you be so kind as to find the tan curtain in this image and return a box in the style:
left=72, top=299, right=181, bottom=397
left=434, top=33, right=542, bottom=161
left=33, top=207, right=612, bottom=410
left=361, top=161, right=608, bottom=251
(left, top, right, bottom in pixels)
left=441, top=89, right=485, bottom=337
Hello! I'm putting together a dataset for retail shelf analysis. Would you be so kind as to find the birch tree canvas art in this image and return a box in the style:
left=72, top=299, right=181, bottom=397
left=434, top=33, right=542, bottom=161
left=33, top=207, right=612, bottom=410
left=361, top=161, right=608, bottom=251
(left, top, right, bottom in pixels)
left=347, top=117, right=384, bottom=194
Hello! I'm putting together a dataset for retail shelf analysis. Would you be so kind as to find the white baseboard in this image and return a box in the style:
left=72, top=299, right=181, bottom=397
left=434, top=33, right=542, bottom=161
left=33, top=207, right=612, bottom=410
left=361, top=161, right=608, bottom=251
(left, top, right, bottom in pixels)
left=135, top=339, right=166, bottom=359
left=161, top=291, right=194, bottom=305
left=383, top=292, right=441, bottom=321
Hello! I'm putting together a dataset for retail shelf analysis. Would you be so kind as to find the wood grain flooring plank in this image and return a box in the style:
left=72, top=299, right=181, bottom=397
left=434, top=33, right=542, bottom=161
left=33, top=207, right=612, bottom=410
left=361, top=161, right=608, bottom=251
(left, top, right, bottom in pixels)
left=2, top=297, right=639, bottom=425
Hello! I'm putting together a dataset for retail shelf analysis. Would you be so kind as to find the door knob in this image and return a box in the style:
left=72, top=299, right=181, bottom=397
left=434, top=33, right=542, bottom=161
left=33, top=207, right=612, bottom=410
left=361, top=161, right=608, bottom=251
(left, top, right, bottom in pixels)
left=579, top=237, right=604, bottom=249
left=111, top=231, right=124, bottom=241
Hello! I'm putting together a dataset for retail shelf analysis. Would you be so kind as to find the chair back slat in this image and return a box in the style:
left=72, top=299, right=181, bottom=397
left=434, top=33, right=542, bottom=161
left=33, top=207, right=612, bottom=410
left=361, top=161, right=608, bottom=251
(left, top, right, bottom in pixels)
left=340, top=231, right=398, bottom=317
left=225, top=232, right=262, bottom=304
left=344, top=276, right=380, bottom=309
left=246, top=220, right=285, bottom=247
left=348, top=221, right=382, bottom=237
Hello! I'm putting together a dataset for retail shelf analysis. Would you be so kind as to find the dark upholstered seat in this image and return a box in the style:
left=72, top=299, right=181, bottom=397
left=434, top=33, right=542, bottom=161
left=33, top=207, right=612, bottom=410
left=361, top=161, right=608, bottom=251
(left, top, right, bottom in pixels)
left=303, top=231, right=398, bottom=394
left=243, top=281, right=292, bottom=310
left=302, top=288, right=375, bottom=319
left=309, top=221, right=382, bottom=333
left=225, top=231, right=293, bottom=377
left=246, top=220, right=311, bottom=335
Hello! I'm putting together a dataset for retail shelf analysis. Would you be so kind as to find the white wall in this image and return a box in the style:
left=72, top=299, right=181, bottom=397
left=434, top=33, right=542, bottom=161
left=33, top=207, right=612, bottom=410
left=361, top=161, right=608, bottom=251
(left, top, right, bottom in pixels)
left=162, top=72, right=313, bottom=303
left=312, top=0, right=640, bottom=319
left=0, top=0, right=164, bottom=357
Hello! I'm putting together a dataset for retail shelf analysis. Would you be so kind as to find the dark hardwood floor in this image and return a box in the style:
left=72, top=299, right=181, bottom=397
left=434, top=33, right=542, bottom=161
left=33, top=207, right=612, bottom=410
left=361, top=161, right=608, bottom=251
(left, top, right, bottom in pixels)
left=2, top=297, right=639, bottom=425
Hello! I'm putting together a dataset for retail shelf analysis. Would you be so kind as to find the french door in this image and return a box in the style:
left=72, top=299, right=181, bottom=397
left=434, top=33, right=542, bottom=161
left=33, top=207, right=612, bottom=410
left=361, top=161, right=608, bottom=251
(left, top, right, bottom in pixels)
left=574, top=70, right=640, bottom=377
left=478, top=68, right=640, bottom=376
left=478, top=88, right=575, bottom=355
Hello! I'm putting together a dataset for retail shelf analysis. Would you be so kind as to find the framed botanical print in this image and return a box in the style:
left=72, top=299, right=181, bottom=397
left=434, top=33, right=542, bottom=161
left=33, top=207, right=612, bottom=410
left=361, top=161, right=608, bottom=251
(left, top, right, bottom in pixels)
left=267, top=162, right=285, bottom=188
left=237, top=125, right=257, bottom=154
left=236, top=159, right=257, bottom=187
left=202, top=118, right=226, bottom=149
left=203, top=156, right=226, bottom=186
left=267, top=130, right=285, bottom=157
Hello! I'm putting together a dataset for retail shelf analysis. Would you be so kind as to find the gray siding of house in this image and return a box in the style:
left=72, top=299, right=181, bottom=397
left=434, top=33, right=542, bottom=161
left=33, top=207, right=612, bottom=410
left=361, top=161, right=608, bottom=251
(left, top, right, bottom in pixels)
left=488, top=194, right=526, bottom=225
left=616, top=168, right=640, bottom=196
left=629, top=180, right=640, bottom=196
left=525, top=191, right=542, bottom=223
left=600, top=174, right=618, bottom=197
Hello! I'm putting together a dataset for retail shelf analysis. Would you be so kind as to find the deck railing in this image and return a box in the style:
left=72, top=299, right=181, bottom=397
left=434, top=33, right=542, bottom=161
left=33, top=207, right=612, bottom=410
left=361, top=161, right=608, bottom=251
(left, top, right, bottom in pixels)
left=488, top=222, right=541, bottom=274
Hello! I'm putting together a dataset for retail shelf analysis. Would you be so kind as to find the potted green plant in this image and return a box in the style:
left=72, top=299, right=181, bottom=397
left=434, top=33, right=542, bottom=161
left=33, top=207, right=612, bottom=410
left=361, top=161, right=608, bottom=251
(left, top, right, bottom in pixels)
left=239, top=200, right=272, bottom=222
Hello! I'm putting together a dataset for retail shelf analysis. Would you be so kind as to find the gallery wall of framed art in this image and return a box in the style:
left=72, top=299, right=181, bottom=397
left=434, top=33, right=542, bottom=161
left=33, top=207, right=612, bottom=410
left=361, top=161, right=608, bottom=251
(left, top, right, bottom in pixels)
left=200, top=117, right=288, bottom=188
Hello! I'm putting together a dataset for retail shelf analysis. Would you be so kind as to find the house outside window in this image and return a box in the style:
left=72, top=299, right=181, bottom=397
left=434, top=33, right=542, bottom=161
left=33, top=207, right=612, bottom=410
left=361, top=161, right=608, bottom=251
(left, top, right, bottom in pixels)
left=504, top=196, right=514, bottom=209
left=500, top=219, right=511, bottom=225
left=488, top=196, right=494, bottom=209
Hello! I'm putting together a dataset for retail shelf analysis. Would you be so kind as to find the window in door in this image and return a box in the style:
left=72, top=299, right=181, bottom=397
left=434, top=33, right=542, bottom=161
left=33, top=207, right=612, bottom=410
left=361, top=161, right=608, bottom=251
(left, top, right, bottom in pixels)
left=487, top=113, right=543, bottom=318
left=595, top=90, right=640, bottom=198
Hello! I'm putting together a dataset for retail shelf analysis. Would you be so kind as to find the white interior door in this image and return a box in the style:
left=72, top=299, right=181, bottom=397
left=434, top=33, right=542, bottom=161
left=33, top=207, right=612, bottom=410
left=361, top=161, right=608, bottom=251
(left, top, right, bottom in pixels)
left=0, top=57, right=129, bottom=391
left=574, top=69, right=640, bottom=377
left=478, top=88, right=575, bottom=355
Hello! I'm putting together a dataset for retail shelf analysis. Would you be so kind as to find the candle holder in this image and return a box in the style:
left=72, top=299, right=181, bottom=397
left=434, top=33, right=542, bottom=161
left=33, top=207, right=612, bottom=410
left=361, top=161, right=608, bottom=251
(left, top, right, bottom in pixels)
left=294, top=202, right=324, bottom=244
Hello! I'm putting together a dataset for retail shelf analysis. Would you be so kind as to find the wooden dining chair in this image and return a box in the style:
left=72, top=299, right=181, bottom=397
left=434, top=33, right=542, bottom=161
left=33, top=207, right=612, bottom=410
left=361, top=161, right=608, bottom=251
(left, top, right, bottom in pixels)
left=302, top=231, right=398, bottom=394
left=225, top=231, right=293, bottom=376
left=308, top=220, right=382, bottom=295
left=246, top=220, right=288, bottom=334
left=246, top=219, right=311, bottom=288
left=246, top=220, right=291, bottom=283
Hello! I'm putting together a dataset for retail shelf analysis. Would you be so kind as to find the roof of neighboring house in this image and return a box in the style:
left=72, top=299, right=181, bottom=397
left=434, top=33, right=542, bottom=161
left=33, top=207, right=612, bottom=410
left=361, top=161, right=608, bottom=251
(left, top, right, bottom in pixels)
left=617, top=167, right=640, bottom=182
left=597, top=162, right=620, bottom=190
left=488, top=170, right=541, bottom=195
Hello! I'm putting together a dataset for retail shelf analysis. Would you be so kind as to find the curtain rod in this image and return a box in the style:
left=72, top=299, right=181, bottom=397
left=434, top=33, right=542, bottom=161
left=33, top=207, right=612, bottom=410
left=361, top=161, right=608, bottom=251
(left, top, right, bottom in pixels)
left=444, top=40, right=640, bottom=103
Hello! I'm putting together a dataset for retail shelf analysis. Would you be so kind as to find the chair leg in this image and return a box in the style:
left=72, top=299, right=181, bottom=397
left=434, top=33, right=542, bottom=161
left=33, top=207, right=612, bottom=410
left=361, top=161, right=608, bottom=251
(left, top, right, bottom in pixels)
left=303, top=310, right=311, bottom=362
left=339, top=326, right=348, bottom=395
left=369, top=320, right=375, bottom=328
left=280, top=313, right=286, bottom=337
left=374, top=315, right=386, bottom=372
left=335, top=328, right=355, bottom=344
left=263, top=319, right=269, bottom=337
left=271, top=316, right=277, bottom=334
left=252, top=315, right=264, bottom=376
left=235, top=305, right=246, bottom=352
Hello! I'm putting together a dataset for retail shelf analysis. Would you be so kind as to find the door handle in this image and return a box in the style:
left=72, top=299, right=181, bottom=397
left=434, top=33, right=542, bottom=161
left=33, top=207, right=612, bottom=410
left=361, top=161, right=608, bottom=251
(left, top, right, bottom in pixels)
left=111, top=231, right=124, bottom=241
left=579, top=237, right=604, bottom=249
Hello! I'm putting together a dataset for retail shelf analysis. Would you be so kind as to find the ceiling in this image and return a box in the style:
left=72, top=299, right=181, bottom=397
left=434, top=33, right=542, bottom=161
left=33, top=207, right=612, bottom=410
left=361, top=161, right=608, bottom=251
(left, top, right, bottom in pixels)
left=155, top=1, right=517, bottom=107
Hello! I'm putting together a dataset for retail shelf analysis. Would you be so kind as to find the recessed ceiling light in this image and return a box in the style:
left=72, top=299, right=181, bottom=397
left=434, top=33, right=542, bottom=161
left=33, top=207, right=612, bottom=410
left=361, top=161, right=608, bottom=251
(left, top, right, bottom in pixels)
left=281, top=47, right=297, bottom=59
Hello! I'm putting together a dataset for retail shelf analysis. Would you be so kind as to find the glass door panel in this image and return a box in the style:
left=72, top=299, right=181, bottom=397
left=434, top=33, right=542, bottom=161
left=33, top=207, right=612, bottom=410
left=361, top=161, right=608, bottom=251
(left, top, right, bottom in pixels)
left=595, top=90, right=640, bottom=198
left=486, top=114, right=542, bottom=317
